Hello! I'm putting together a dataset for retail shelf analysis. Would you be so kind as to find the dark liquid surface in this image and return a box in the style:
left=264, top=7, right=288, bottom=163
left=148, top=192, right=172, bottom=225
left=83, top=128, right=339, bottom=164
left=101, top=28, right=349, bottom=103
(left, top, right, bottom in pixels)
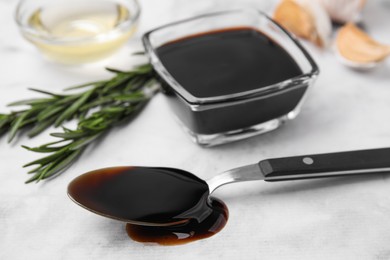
left=157, top=27, right=302, bottom=98
left=68, top=167, right=229, bottom=245
left=126, top=197, right=228, bottom=245
left=68, top=167, right=210, bottom=224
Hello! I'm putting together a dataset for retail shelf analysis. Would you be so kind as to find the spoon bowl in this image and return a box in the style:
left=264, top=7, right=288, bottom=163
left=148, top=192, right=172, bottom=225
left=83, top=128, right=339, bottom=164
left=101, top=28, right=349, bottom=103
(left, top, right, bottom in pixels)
left=67, top=166, right=211, bottom=227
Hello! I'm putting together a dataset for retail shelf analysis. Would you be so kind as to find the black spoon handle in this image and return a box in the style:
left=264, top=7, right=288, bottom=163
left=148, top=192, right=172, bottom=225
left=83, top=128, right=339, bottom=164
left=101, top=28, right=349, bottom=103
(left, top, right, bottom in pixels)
left=259, top=148, right=390, bottom=182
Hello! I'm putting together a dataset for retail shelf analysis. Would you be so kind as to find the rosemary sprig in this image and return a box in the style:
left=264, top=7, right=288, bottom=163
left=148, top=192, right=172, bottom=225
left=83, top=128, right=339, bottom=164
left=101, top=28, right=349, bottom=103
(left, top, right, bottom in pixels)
left=0, top=63, right=159, bottom=183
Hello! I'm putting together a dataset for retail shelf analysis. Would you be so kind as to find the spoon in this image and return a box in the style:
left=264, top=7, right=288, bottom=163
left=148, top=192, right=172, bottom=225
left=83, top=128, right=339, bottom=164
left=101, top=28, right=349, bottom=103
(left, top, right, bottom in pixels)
left=68, top=147, right=390, bottom=227
left=335, top=23, right=390, bottom=70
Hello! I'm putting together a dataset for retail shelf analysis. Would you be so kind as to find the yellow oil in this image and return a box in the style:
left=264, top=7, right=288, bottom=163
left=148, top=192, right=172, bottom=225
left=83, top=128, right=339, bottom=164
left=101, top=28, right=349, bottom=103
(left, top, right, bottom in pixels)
left=25, top=2, right=136, bottom=64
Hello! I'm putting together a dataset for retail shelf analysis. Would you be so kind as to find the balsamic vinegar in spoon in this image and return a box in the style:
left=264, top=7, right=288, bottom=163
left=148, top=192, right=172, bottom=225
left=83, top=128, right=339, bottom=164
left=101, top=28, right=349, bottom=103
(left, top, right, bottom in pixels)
left=68, top=166, right=229, bottom=245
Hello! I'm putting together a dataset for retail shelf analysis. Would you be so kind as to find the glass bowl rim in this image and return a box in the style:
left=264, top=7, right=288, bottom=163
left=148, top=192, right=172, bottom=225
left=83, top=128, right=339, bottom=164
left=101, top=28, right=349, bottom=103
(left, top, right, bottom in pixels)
left=143, top=8, right=319, bottom=105
left=14, top=0, right=141, bottom=44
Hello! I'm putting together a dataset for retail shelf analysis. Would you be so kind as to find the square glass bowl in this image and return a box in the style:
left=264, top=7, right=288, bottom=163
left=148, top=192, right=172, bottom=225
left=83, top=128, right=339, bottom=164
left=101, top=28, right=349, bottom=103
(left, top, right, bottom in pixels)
left=143, top=9, right=319, bottom=146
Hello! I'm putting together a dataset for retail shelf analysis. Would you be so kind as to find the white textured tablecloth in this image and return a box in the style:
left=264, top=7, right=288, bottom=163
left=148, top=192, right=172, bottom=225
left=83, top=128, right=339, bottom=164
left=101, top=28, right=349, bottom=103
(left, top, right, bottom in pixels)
left=1, top=0, right=390, bottom=259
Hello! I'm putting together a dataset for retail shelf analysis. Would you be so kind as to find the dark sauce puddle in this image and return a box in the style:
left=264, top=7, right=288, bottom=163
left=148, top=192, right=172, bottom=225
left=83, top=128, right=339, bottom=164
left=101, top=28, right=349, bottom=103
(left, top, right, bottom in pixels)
left=126, top=198, right=228, bottom=245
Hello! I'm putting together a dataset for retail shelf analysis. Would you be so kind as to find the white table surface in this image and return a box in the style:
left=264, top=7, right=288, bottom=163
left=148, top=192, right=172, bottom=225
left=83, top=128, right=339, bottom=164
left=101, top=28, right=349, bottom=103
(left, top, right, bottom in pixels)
left=1, top=0, right=390, bottom=259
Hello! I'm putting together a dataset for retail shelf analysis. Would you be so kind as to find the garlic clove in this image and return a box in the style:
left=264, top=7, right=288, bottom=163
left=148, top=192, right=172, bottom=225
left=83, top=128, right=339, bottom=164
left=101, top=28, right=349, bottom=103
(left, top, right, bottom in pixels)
left=274, top=1, right=316, bottom=42
left=314, top=0, right=366, bottom=23
left=296, top=0, right=332, bottom=47
left=273, top=0, right=331, bottom=48
left=336, top=23, right=390, bottom=64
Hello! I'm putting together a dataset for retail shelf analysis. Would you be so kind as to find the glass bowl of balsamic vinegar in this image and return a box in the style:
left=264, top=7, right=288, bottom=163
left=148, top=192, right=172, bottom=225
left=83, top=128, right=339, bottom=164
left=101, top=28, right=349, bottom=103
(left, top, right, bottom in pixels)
left=143, top=9, right=319, bottom=146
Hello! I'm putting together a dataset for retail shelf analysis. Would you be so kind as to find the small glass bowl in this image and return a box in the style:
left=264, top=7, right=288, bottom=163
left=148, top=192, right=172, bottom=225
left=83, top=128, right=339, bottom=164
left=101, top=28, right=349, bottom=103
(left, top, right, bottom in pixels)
left=143, top=9, right=319, bottom=146
left=15, top=0, right=140, bottom=64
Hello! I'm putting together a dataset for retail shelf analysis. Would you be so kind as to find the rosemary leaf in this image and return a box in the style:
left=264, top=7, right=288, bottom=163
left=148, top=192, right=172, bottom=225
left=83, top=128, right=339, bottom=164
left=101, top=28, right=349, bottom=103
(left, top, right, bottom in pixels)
left=27, top=116, right=56, bottom=137
left=42, top=149, right=83, bottom=180
left=64, top=80, right=105, bottom=90
left=0, top=114, right=12, bottom=129
left=22, top=144, right=67, bottom=153
left=105, top=67, right=127, bottom=74
left=7, top=98, right=55, bottom=107
left=102, top=74, right=132, bottom=93
left=37, top=106, right=65, bottom=122
left=79, top=97, right=114, bottom=112
left=54, top=89, right=94, bottom=126
left=23, top=147, right=69, bottom=167
left=27, top=165, right=45, bottom=174
left=8, top=111, right=30, bottom=142
left=50, top=131, right=90, bottom=139
left=132, top=51, right=145, bottom=56
left=67, top=134, right=101, bottom=151
left=28, top=88, right=64, bottom=98
left=25, top=171, right=43, bottom=184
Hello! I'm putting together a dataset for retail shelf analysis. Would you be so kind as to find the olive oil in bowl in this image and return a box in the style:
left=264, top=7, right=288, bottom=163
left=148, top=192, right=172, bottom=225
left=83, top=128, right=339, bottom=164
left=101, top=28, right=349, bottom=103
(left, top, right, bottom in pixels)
left=16, top=0, right=140, bottom=64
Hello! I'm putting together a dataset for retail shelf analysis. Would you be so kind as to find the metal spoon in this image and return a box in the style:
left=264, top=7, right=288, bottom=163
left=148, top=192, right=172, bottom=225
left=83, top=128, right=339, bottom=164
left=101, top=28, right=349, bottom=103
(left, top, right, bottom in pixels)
left=68, top=147, right=390, bottom=226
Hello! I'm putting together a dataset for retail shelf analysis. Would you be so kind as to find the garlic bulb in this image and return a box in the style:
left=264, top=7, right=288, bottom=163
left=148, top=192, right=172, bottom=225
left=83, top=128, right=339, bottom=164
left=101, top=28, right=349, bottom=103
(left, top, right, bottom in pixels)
left=314, top=0, right=366, bottom=23
left=336, top=23, right=390, bottom=64
left=273, top=0, right=332, bottom=47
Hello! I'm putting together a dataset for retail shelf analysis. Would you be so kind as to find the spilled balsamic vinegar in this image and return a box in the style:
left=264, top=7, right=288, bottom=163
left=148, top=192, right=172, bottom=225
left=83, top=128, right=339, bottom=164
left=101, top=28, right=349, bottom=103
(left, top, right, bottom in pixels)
left=68, top=167, right=228, bottom=245
left=126, top=198, right=228, bottom=245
